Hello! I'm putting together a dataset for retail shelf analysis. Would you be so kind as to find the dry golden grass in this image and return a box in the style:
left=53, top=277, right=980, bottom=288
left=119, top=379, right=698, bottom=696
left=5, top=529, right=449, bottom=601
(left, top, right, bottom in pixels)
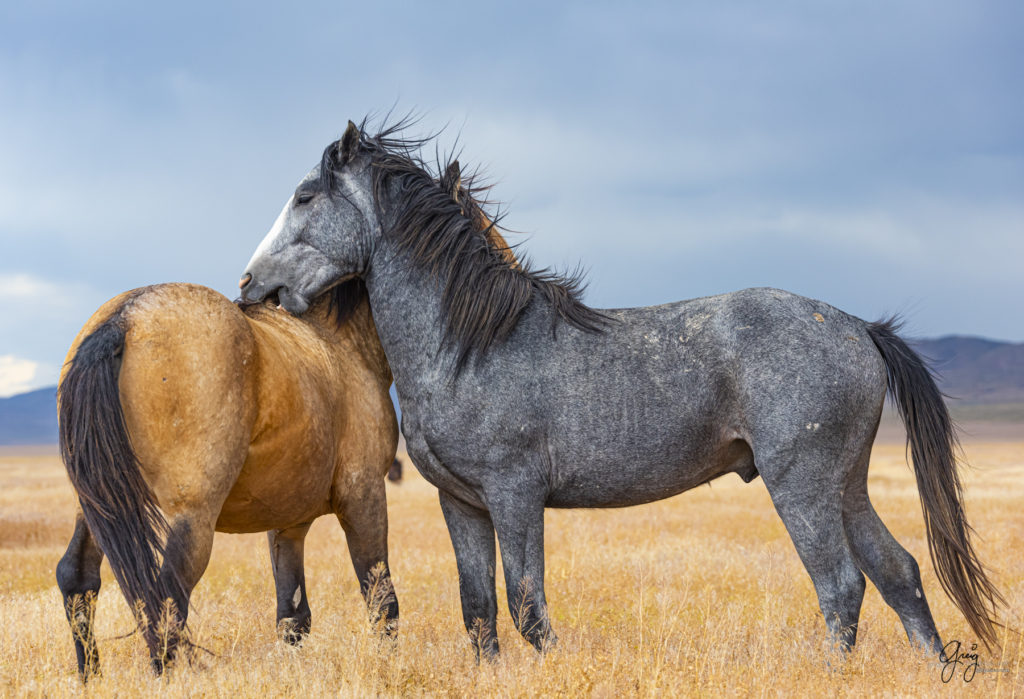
left=1, top=441, right=1022, bottom=697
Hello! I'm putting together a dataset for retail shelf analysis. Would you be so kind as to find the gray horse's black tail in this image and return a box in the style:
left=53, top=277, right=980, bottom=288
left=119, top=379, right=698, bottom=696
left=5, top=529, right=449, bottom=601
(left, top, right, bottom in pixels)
left=867, top=317, right=1003, bottom=648
left=58, top=309, right=184, bottom=646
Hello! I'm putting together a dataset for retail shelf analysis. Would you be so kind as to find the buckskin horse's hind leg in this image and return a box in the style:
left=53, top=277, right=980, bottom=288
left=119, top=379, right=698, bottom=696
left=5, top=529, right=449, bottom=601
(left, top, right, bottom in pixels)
left=335, top=476, right=399, bottom=634
left=842, top=448, right=943, bottom=653
left=56, top=510, right=104, bottom=678
left=268, top=523, right=313, bottom=644
left=761, top=444, right=867, bottom=652
left=148, top=511, right=217, bottom=673
left=439, top=491, right=500, bottom=660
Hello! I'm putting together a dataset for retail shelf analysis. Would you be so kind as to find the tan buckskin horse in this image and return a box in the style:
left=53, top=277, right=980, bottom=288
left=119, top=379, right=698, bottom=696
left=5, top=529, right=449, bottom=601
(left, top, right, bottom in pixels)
left=56, top=162, right=511, bottom=677
left=57, top=278, right=397, bottom=676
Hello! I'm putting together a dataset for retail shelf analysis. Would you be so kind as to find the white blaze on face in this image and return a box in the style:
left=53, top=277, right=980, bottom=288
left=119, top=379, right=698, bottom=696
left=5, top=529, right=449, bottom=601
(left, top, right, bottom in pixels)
left=245, top=195, right=294, bottom=270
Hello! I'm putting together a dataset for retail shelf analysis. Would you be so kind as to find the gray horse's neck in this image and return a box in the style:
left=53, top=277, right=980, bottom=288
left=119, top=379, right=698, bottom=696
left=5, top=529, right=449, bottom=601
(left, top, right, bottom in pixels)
left=364, top=236, right=455, bottom=401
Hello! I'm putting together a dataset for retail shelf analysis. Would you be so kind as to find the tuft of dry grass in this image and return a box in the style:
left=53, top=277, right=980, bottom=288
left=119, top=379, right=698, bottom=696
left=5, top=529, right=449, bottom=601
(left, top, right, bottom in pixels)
left=1, top=442, right=1021, bottom=697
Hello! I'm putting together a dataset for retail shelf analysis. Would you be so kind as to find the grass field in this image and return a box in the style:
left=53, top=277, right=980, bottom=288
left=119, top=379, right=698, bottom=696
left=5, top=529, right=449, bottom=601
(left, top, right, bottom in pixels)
left=1, top=440, right=1021, bottom=697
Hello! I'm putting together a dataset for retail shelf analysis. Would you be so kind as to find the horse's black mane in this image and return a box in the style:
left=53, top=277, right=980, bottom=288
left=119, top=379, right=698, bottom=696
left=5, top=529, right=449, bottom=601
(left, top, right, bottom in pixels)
left=322, top=117, right=608, bottom=371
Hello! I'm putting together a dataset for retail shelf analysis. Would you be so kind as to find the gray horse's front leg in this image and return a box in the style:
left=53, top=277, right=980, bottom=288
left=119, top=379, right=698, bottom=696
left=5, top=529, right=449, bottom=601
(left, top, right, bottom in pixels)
left=489, top=494, right=556, bottom=652
left=56, top=511, right=104, bottom=679
left=268, top=523, right=313, bottom=645
left=439, top=491, right=500, bottom=660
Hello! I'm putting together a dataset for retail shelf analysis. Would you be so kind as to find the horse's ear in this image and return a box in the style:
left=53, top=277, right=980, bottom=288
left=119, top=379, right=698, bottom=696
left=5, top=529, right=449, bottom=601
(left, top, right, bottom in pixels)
left=337, top=121, right=360, bottom=165
left=444, top=160, right=462, bottom=204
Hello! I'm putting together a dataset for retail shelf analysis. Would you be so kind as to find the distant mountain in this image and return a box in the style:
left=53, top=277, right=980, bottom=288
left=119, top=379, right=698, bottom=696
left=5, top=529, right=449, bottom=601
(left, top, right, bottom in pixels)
left=910, top=336, right=1024, bottom=404
left=0, top=387, right=59, bottom=445
left=0, top=335, right=1020, bottom=445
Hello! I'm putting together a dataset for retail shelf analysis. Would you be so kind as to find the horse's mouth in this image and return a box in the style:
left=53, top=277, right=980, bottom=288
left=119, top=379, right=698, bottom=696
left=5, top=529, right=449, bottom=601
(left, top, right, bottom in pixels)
left=274, top=286, right=311, bottom=315
left=240, top=276, right=314, bottom=315
left=235, top=286, right=293, bottom=315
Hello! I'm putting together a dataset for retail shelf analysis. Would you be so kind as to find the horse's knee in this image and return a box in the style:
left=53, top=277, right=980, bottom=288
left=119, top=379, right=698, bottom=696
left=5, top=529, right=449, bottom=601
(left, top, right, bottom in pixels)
left=844, top=566, right=867, bottom=601
left=818, top=563, right=865, bottom=610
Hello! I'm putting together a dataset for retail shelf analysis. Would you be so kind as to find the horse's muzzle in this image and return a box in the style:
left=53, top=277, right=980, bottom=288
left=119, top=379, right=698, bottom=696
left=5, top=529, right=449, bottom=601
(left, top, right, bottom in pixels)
left=238, top=274, right=266, bottom=303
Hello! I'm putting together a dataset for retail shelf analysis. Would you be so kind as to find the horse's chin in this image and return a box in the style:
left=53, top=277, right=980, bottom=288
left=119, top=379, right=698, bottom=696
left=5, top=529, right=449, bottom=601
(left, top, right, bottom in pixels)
left=276, top=287, right=310, bottom=315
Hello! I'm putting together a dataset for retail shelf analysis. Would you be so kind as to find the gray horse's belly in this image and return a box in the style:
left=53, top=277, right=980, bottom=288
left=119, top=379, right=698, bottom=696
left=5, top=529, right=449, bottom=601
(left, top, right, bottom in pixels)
left=545, top=424, right=755, bottom=508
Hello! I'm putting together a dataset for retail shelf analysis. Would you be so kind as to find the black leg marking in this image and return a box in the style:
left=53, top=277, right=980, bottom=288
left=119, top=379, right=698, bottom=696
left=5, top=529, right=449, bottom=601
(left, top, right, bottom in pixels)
left=268, top=523, right=313, bottom=645
left=56, top=513, right=104, bottom=678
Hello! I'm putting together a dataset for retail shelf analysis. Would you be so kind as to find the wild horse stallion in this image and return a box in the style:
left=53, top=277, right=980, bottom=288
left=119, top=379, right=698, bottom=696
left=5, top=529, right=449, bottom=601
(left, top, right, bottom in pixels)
left=240, top=120, right=1003, bottom=661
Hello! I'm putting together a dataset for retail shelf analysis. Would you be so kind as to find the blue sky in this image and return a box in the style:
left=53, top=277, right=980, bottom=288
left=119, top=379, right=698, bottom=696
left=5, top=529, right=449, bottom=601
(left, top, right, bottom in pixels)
left=0, top=1, right=1021, bottom=396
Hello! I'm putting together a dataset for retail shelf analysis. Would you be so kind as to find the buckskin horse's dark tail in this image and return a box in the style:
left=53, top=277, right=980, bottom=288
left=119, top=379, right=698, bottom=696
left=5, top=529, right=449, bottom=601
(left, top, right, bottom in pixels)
left=58, top=307, right=183, bottom=647
left=867, top=317, right=1003, bottom=648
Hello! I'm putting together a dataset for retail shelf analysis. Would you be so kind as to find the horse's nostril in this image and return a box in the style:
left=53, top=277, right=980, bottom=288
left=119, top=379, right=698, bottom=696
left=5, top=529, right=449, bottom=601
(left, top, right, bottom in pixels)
left=239, top=273, right=253, bottom=289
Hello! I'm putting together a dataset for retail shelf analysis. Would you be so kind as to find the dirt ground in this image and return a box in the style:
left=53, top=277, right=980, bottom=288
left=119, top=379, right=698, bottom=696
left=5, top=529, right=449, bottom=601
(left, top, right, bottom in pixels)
left=1, top=437, right=1021, bottom=697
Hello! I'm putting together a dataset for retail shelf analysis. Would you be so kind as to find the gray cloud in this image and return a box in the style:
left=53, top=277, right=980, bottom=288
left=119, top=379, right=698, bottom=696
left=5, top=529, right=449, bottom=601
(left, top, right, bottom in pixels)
left=1, top=1, right=1021, bottom=393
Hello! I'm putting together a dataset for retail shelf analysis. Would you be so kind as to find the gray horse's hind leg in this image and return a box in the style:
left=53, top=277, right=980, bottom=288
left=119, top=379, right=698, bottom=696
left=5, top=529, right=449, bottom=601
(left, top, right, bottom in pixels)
left=761, top=450, right=866, bottom=650
left=842, top=471, right=943, bottom=653
left=268, top=523, right=313, bottom=644
left=438, top=491, right=500, bottom=660
left=489, top=494, right=556, bottom=652
left=56, top=512, right=104, bottom=678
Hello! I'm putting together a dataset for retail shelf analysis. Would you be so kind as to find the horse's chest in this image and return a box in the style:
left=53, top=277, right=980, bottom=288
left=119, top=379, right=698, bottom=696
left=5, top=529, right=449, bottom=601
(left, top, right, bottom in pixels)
left=402, top=410, right=486, bottom=509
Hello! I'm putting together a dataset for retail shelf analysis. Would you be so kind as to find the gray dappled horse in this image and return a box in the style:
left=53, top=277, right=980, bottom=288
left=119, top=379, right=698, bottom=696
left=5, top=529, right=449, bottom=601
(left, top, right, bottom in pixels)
left=240, top=120, right=1002, bottom=660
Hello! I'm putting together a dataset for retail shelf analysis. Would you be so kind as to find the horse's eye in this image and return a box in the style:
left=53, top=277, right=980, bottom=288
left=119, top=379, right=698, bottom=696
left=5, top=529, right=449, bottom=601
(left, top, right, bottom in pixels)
left=295, top=192, right=315, bottom=205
